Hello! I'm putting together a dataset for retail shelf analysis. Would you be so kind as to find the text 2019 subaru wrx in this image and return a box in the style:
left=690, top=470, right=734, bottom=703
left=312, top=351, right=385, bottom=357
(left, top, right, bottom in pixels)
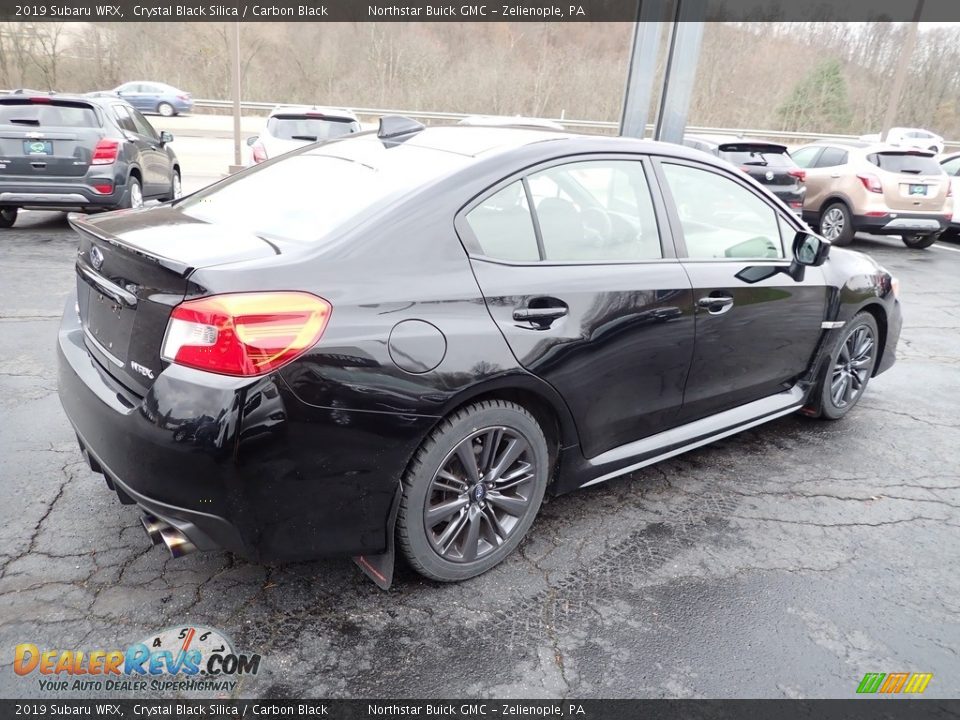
left=57, top=119, right=901, bottom=586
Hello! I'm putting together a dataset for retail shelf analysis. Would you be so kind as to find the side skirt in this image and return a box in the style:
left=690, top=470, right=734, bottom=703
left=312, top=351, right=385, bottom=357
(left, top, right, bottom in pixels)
left=578, top=385, right=805, bottom=489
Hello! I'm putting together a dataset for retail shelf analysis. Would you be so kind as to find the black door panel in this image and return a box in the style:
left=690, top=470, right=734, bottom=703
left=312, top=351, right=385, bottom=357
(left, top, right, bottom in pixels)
left=471, top=260, right=695, bottom=459
left=679, top=262, right=827, bottom=420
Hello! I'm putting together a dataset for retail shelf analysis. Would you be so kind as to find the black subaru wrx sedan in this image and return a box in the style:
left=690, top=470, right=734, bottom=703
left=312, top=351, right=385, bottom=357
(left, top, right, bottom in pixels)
left=57, top=118, right=902, bottom=586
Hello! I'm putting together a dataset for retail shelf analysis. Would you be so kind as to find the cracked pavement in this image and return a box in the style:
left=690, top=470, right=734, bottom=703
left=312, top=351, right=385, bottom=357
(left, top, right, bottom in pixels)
left=0, top=210, right=958, bottom=699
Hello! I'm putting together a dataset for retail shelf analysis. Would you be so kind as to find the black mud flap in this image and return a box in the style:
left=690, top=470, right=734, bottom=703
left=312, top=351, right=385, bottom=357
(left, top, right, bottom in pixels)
left=352, top=484, right=402, bottom=590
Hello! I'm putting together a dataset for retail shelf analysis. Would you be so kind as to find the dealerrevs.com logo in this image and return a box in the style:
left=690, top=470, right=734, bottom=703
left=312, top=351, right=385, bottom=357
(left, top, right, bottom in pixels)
left=14, top=626, right=261, bottom=693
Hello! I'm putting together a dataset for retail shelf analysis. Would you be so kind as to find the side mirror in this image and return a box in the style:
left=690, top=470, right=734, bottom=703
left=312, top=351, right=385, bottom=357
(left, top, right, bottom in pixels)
left=794, top=231, right=830, bottom=267
left=159, top=131, right=174, bottom=144
left=245, top=135, right=259, bottom=147
left=788, top=231, right=830, bottom=281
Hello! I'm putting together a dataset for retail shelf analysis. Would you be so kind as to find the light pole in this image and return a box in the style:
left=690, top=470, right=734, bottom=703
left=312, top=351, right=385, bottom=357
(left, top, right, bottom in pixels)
left=229, top=21, right=243, bottom=173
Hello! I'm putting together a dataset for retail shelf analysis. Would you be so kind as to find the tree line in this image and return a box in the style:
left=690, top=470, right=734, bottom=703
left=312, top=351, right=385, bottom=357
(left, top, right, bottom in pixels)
left=0, top=21, right=958, bottom=138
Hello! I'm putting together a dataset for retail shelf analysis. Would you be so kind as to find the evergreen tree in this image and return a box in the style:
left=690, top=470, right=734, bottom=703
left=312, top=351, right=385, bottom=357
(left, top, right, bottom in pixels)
left=777, top=59, right=853, bottom=133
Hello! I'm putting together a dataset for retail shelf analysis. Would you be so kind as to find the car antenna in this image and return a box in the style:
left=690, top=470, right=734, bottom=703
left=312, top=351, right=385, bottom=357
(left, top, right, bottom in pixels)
left=377, top=115, right=425, bottom=141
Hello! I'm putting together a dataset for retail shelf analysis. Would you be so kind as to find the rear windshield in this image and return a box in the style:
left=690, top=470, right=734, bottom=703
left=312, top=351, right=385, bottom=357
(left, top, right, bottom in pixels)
left=177, top=146, right=464, bottom=244
left=266, top=115, right=359, bottom=141
left=721, top=149, right=794, bottom=167
left=0, top=100, right=99, bottom=128
left=868, top=152, right=943, bottom=175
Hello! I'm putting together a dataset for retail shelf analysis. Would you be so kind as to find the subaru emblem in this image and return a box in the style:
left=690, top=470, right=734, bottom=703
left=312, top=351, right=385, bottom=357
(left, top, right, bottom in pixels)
left=765, top=170, right=775, bottom=181
left=90, top=246, right=104, bottom=271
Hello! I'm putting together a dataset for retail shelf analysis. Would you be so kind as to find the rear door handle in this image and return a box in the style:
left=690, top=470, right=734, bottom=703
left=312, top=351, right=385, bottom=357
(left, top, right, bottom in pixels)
left=513, top=302, right=568, bottom=327
left=697, top=295, right=734, bottom=314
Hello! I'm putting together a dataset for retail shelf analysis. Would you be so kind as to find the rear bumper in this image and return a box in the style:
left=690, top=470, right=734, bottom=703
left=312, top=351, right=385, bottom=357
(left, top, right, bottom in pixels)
left=56, top=298, right=436, bottom=562
left=852, top=212, right=948, bottom=236
left=0, top=177, right=125, bottom=210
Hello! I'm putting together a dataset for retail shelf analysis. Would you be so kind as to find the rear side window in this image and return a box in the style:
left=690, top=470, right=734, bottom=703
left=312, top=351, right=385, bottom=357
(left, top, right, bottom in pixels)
left=465, top=182, right=539, bottom=262
left=814, top=147, right=848, bottom=168
left=868, top=152, right=943, bottom=175
left=0, top=100, right=99, bottom=128
left=663, top=163, right=783, bottom=260
left=267, top=115, right=359, bottom=141
left=112, top=105, right=137, bottom=133
left=790, top=146, right=821, bottom=168
left=528, top=160, right=662, bottom=262
left=941, top=157, right=960, bottom=176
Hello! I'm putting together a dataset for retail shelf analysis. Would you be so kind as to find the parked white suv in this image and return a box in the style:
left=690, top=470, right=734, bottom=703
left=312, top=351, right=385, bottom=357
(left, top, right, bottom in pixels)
left=247, top=106, right=360, bottom=164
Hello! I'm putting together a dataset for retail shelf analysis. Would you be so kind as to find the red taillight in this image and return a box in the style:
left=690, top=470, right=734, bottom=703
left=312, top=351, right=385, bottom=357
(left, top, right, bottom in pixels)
left=91, top=139, right=120, bottom=166
left=92, top=182, right=113, bottom=195
left=864, top=211, right=889, bottom=217
left=161, top=292, right=331, bottom=377
left=739, top=166, right=751, bottom=174
left=857, top=173, right=883, bottom=193
left=788, top=168, right=806, bottom=182
left=789, top=201, right=803, bottom=208
left=29, top=96, right=51, bottom=104
left=252, top=142, right=267, bottom=164
left=177, top=94, right=190, bottom=101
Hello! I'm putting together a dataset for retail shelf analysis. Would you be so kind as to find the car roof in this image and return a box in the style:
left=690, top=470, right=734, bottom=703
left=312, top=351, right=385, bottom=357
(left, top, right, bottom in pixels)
left=308, top=124, right=727, bottom=168
left=799, top=140, right=939, bottom=157
left=459, top=115, right=565, bottom=131
left=270, top=105, right=358, bottom=121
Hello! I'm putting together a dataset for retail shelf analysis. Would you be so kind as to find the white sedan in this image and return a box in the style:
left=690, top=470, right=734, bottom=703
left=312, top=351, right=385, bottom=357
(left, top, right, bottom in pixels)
left=859, top=127, right=944, bottom=155
left=247, top=105, right=361, bottom=164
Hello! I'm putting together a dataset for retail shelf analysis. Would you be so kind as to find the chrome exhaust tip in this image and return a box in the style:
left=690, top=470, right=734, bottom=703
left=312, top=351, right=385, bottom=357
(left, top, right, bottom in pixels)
left=158, top=525, right=197, bottom=559
left=140, top=513, right=164, bottom=545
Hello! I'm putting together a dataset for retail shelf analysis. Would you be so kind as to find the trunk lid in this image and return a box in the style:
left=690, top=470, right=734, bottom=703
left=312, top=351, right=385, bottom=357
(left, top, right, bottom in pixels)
left=72, top=206, right=286, bottom=395
left=869, top=150, right=949, bottom=212
left=0, top=98, right=103, bottom=177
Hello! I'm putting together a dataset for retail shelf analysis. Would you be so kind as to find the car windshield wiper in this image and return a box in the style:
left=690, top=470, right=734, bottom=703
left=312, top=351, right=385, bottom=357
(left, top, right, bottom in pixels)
left=291, top=135, right=318, bottom=141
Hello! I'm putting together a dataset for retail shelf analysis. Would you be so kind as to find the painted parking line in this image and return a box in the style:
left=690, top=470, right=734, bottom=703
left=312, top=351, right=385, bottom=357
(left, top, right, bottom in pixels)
left=932, top=242, right=960, bottom=254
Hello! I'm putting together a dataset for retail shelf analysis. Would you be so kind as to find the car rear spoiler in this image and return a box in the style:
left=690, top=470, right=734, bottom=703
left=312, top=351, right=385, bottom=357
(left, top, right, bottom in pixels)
left=718, top=141, right=788, bottom=154
left=68, top=213, right=194, bottom=278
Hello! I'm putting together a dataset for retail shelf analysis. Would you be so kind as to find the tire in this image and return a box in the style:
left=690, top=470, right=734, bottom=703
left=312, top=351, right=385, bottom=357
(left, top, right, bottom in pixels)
left=120, top=176, right=144, bottom=210
left=928, top=146, right=939, bottom=154
left=811, top=313, right=880, bottom=421
left=902, top=233, right=938, bottom=249
left=157, top=102, right=175, bottom=117
left=819, top=202, right=854, bottom=246
left=161, top=168, right=181, bottom=202
left=397, top=400, right=549, bottom=582
left=0, top=207, right=18, bottom=228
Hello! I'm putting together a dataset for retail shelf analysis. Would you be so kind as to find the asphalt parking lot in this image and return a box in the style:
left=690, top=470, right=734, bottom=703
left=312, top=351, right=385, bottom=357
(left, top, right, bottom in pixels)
left=1, top=199, right=958, bottom=699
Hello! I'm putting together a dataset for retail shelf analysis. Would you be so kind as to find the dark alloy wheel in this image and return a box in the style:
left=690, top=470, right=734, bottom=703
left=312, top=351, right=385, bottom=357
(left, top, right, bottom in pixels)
left=0, top=207, right=17, bottom=228
left=398, top=400, right=548, bottom=582
left=902, top=233, right=938, bottom=249
left=816, top=313, right=880, bottom=420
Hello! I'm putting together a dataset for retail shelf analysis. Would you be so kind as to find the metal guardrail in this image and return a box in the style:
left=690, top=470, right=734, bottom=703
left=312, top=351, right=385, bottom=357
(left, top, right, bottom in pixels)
left=189, top=98, right=960, bottom=148
left=2, top=91, right=956, bottom=147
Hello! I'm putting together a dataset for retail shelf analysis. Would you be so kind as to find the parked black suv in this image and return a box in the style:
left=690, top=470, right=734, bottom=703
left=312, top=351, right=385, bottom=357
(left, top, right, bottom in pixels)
left=0, top=93, right=181, bottom=227
left=684, top=135, right=806, bottom=216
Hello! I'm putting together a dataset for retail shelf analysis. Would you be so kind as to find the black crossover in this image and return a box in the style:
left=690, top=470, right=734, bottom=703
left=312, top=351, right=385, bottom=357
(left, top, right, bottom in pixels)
left=0, top=93, right=181, bottom=227
left=57, top=119, right=902, bottom=586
